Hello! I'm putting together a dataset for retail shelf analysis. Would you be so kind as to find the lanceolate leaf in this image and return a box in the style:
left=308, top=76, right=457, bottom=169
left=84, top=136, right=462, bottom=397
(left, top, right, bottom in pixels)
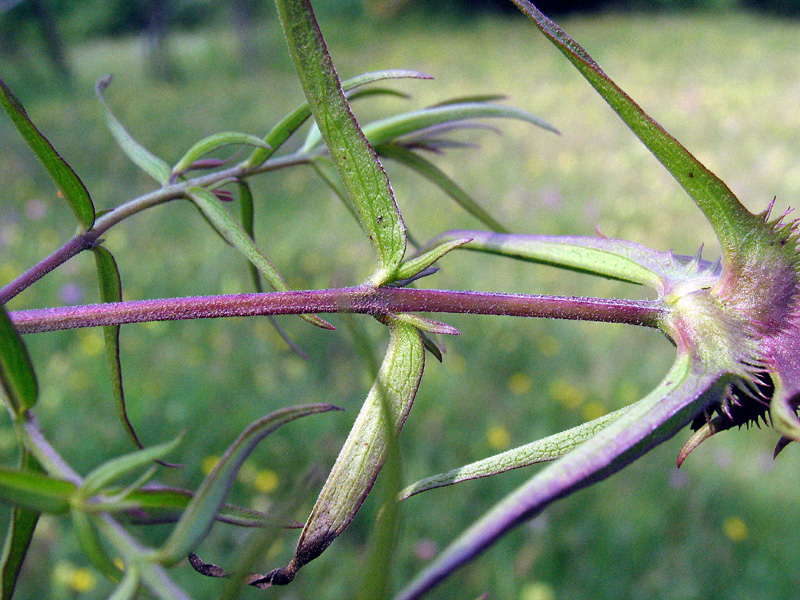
left=71, top=508, right=123, bottom=582
left=399, top=404, right=632, bottom=500
left=187, top=187, right=333, bottom=330
left=395, top=356, right=731, bottom=600
left=155, top=403, right=339, bottom=566
left=376, top=144, right=509, bottom=233
left=93, top=247, right=151, bottom=454
left=0, top=76, right=95, bottom=230
left=245, top=69, right=431, bottom=168
left=264, top=320, right=425, bottom=585
left=510, top=0, right=758, bottom=254
left=96, top=75, right=172, bottom=186
left=0, top=450, right=42, bottom=600
left=275, top=0, right=406, bottom=284
left=0, top=304, right=38, bottom=416
left=434, top=230, right=725, bottom=295
left=392, top=236, right=472, bottom=284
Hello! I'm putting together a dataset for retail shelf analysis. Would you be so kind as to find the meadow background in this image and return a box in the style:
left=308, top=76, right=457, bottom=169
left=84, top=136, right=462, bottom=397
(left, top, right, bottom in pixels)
left=2, top=2, right=800, bottom=599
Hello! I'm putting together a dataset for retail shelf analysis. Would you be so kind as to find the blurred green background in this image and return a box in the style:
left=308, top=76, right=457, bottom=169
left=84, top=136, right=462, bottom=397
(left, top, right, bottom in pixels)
left=3, top=1, right=800, bottom=600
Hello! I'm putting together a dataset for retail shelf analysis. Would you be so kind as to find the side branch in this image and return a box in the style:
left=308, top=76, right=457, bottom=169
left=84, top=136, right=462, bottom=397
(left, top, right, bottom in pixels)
left=9, top=287, right=665, bottom=334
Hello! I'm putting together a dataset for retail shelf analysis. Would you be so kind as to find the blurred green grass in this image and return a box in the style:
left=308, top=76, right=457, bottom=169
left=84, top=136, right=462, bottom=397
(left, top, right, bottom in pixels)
left=2, top=8, right=800, bottom=600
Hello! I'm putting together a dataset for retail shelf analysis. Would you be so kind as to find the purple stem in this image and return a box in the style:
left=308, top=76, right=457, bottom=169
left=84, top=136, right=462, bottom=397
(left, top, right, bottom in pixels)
left=9, top=286, right=665, bottom=334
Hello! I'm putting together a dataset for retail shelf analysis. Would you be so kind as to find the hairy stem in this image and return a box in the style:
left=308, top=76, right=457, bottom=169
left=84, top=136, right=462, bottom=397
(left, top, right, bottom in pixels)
left=9, top=286, right=665, bottom=334
left=0, top=153, right=311, bottom=305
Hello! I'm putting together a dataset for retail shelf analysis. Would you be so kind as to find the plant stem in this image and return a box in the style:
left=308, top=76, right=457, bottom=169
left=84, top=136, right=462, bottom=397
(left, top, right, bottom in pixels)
left=9, top=286, right=665, bottom=334
left=0, top=153, right=312, bottom=305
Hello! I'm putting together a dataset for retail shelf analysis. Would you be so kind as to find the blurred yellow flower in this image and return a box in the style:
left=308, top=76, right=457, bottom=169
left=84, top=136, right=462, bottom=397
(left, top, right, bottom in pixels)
left=508, top=372, right=533, bottom=396
left=487, top=425, right=511, bottom=451
left=201, top=455, right=220, bottom=475
left=723, top=516, right=748, bottom=542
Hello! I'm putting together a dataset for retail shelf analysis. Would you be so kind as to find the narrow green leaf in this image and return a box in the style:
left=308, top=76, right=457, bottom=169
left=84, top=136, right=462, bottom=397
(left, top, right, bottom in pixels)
left=0, top=304, right=38, bottom=416
left=358, top=102, right=558, bottom=148
left=510, top=0, right=758, bottom=253
left=0, top=466, right=75, bottom=514
left=78, top=435, right=182, bottom=500
left=399, top=404, right=632, bottom=500
left=71, top=508, right=123, bottom=582
left=245, top=69, right=432, bottom=168
left=0, top=76, right=95, bottom=229
left=118, top=486, right=299, bottom=528
left=237, top=181, right=308, bottom=359
left=377, top=144, right=509, bottom=233
left=95, top=75, right=172, bottom=186
left=155, top=403, right=339, bottom=566
left=265, top=320, right=425, bottom=585
left=187, top=187, right=333, bottom=330
left=275, top=0, right=406, bottom=284
left=389, top=313, right=459, bottom=336
left=0, top=450, right=42, bottom=600
left=395, top=356, right=731, bottom=600
left=430, top=229, right=723, bottom=296
left=172, top=132, right=270, bottom=179
left=392, top=236, right=472, bottom=284
left=92, top=247, right=152, bottom=456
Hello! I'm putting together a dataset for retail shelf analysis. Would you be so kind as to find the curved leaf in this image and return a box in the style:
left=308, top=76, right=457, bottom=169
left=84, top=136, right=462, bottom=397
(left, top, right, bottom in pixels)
left=96, top=75, right=171, bottom=186
left=187, top=187, right=333, bottom=330
left=155, top=403, right=339, bottom=566
left=0, top=76, right=95, bottom=229
left=172, top=132, right=270, bottom=179
left=395, top=355, right=731, bottom=600
left=0, top=304, right=37, bottom=416
left=263, top=320, right=425, bottom=585
left=245, top=69, right=432, bottom=168
left=0, top=466, right=75, bottom=514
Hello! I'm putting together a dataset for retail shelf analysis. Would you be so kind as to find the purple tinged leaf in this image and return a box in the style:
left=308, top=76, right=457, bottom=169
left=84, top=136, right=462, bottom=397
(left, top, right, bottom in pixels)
left=395, top=356, right=730, bottom=600
left=0, top=76, right=95, bottom=230
left=0, top=304, right=37, bottom=416
left=171, top=131, right=270, bottom=180
left=392, top=236, right=473, bottom=284
left=263, top=320, right=425, bottom=586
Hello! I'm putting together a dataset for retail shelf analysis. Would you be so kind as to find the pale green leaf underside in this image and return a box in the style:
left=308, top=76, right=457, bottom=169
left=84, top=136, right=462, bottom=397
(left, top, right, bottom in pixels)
left=395, top=355, right=731, bottom=600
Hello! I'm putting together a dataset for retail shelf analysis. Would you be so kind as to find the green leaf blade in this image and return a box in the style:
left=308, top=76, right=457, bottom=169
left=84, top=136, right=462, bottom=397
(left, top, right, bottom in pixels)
left=275, top=0, right=406, bottom=284
left=0, top=466, right=76, bottom=514
left=510, top=0, right=758, bottom=253
left=96, top=75, right=172, bottom=186
left=154, top=403, right=338, bottom=566
left=0, top=305, right=38, bottom=416
left=0, top=76, right=95, bottom=229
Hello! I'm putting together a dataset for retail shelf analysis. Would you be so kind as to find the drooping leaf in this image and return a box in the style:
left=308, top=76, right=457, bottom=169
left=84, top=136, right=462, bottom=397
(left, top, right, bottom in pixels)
left=245, top=69, right=432, bottom=168
left=237, top=180, right=308, bottom=359
left=107, top=566, right=140, bottom=600
left=187, top=186, right=333, bottom=330
left=0, top=76, right=95, bottom=229
left=71, top=508, right=123, bottom=582
left=95, top=75, right=172, bottom=186
left=275, top=0, right=406, bottom=284
left=92, top=246, right=155, bottom=457
left=395, top=355, right=731, bottom=600
left=154, top=403, right=339, bottom=566
left=376, top=144, right=509, bottom=233
left=0, top=304, right=38, bottom=416
left=0, top=450, right=42, bottom=600
left=399, top=404, right=633, bottom=500
left=263, top=320, right=425, bottom=585
left=510, top=0, right=758, bottom=254
left=171, top=132, right=270, bottom=180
